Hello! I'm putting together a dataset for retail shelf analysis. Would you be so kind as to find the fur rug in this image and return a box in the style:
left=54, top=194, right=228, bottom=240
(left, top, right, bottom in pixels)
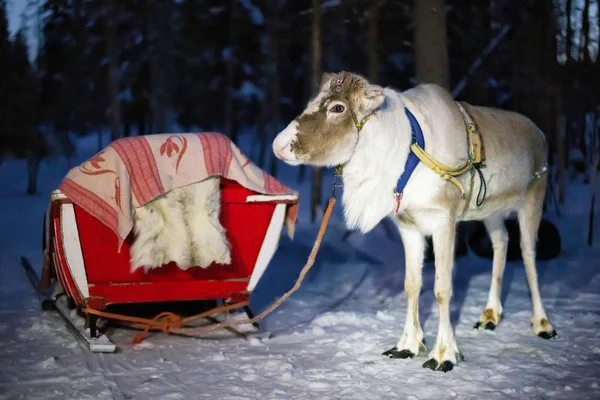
left=129, top=177, right=231, bottom=271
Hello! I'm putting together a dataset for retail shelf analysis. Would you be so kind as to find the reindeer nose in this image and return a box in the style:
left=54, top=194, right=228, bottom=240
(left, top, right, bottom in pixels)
left=273, top=121, right=301, bottom=165
left=275, top=143, right=291, bottom=160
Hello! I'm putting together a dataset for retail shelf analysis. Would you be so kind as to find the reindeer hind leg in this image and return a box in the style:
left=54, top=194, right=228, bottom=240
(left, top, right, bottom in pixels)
left=517, top=177, right=557, bottom=339
left=475, top=214, right=508, bottom=331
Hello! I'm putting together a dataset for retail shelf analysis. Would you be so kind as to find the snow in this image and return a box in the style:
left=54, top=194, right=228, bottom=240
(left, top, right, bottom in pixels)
left=387, top=53, right=412, bottom=72
left=1, top=131, right=600, bottom=399
left=208, top=6, right=225, bottom=16
left=236, top=80, right=264, bottom=102
left=238, top=0, right=264, bottom=26
left=222, top=47, right=232, bottom=61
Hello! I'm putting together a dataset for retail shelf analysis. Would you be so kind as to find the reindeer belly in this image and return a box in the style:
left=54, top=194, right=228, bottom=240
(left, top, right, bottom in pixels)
left=460, top=150, right=544, bottom=221
left=455, top=104, right=547, bottom=221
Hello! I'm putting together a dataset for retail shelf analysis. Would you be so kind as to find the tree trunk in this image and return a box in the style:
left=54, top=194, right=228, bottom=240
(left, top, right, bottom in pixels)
left=360, top=1, right=399, bottom=240
left=97, top=128, right=103, bottom=151
left=413, top=0, right=449, bottom=89
left=224, top=0, right=237, bottom=141
left=563, top=0, right=573, bottom=179
left=106, top=0, right=121, bottom=142
left=580, top=0, right=590, bottom=63
left=27, top=155, right=40, bottom=195
left=268, top=0, right=280, bottom=177
left=339, top=0, right=348, bottom=63
left=367, top=0, right=380, bottom=83
left=297, top=53, right=312, bottom=184
left=124, top=122, right=131, bottom=137
left=565, top=0, right=573, bottom=62
left=413, top=0, right=469, bottom=255
left=588, top=111, right=598, bottom=246
left=255, top=102, right=269, bottom=167
left=557, top=92, right=566, bottom=203
left=147, top=0, right=169, bottom=134
left=310, top=0, right=323, bottom=223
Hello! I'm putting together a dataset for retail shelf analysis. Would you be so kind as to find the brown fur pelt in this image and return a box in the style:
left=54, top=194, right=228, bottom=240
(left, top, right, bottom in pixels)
left=129, top=177, right=231, bottom=271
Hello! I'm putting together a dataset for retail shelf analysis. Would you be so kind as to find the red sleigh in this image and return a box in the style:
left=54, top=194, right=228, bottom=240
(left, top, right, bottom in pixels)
left=36, top=179, right=298, bottom=351
left=36, top=177, right=298, bottom=352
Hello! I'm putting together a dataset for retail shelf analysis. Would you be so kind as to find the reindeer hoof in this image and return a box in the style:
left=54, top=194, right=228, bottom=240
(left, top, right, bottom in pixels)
left=423, top=358, right=455, bottom=372
left=382, top=347, right=415, bottom=359
left=538, top=330, right=557, bottom=340
left=423, top=358, right=437, bottom=370
left=474, top=321, right=496, bottom=330
left=475, top=308, right=502, bottom=331
left=533, top=318, right=557, bottom=339
left=439, top=360, right=454, bottom=372
left=423, top=358, right=439, bottom=370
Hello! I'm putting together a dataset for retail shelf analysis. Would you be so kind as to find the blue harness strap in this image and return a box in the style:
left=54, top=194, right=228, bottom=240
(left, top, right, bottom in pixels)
left=396, top=107, right=425, bottom=194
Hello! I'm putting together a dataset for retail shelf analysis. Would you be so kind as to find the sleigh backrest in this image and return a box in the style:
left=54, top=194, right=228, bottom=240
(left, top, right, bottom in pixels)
left=48, top=178, right=297, bottom=307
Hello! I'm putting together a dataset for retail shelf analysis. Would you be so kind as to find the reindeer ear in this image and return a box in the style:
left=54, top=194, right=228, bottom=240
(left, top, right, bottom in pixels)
left=319, top=72, right=335, bottom=89
left=361, top=84, right=385, bottom=112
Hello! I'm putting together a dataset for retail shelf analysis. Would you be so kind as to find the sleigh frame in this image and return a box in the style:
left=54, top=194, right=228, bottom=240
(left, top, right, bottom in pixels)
left=38, top=178, right=298, bottom=350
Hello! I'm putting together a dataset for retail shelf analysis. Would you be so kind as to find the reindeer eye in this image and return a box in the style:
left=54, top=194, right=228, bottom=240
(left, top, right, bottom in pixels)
left=330, top=104, right=345, bottom=113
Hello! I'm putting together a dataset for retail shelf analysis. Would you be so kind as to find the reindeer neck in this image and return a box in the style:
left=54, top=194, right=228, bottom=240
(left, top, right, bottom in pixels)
left=340, top=89, right=415, bottom=233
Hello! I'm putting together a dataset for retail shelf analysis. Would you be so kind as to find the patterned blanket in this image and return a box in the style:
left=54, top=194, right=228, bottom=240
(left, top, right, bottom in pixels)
left=59, top=132, right=298, bottom=250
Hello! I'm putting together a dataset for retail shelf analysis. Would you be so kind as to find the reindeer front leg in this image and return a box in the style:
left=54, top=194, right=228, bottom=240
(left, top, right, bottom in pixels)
left=383, top=221, right=426, bottom=359
left=424, top=218, right=463, bottom=372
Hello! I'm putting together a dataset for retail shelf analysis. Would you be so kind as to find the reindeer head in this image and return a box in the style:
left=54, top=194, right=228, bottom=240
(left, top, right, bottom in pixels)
left=273, top=72, right=385, bottom=167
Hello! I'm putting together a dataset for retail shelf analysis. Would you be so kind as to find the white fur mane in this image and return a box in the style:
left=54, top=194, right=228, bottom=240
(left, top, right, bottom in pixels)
left=341, top=88, right=413, bottom=233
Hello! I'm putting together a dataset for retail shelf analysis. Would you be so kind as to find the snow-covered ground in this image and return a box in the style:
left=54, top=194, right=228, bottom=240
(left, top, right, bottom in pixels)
left=1, top=132, right=600, bottom=400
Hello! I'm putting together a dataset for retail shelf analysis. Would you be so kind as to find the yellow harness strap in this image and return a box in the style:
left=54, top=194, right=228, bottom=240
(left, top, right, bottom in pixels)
left=409, top=144, right=472, bottom=196
left=408, top=102, right=485, bottom=198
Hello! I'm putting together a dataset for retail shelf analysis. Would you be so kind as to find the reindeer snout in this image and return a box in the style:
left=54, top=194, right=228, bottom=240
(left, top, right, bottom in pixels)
left=272, top=139, right=298, bottom=164
left=274, top=142, right=292, bottom=160
left=272, top=121, right=301, bottom=165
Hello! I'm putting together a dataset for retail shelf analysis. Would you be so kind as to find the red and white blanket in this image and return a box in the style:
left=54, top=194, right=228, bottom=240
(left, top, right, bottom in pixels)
left=59, top=132, right=298, bottom=250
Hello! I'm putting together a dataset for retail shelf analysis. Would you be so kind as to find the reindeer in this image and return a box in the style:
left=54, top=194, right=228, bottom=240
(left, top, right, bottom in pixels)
left=272, top=71, right=556, bottom=372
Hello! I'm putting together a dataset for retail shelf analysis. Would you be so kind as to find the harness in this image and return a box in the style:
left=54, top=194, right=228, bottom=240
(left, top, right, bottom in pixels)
left=399, top=103, right=487, bottom=209
left=337, top=100, right=487, bottom=214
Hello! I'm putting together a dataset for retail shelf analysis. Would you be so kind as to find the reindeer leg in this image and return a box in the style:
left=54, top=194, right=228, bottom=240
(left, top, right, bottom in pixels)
left=475, top=215, right=508, bottom=330
left=382, top=221, right=426, bottom=359
left=518, top=179, right=557, bottom=339
left=423, top=218, right=463, bottom=372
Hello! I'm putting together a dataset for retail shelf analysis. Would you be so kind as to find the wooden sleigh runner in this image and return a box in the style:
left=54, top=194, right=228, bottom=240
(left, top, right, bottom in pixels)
left=22, top=133, right=299, bottom=352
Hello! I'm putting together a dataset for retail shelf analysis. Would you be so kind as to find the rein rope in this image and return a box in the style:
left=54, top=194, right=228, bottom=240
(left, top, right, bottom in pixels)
left=82, top=186, right=339, bottom=343
left=82, top=77, right=364, bottom=343
left=81, top=88, right=485, bottom=343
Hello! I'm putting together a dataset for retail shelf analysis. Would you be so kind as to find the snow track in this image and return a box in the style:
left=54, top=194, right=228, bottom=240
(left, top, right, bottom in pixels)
left=1, top=133, right=599, bottom=399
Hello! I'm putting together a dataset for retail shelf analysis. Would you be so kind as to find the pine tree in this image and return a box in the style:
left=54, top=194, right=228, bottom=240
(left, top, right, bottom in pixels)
left=0, top=0, right=11, bottom=148
left=119, top=0, right=151, bottom=137
left=37, top=0, right=78, bottom=133
left=0, top=6, right=44, bottom=193
left=11, top=30, right=37, bottom=121
left=172, top=0, right=228, bottom=130
left=13, top=30, right=45, bottom=194
left=0, top=0, right=7, bottom=52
